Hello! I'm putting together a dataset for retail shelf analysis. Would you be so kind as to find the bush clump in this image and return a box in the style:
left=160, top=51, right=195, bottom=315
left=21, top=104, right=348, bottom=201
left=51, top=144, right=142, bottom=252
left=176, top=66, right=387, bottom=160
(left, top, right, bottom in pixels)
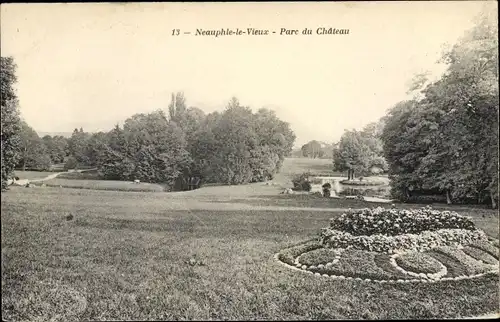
left=330, top=206, right=476, bottom=236
left=291, top=172, right=312, bottom=192
left=340, top=179, right=386, bottom=186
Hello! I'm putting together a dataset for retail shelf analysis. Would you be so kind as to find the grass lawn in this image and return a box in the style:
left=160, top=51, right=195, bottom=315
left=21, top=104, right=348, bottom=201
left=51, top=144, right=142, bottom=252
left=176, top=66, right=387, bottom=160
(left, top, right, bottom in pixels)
left=274, top=158, right=341, bottom=183
left=13, top=171, right=58, bottom=180
left=2, top=186, right=498, bottom=320
left=39, top=178, right=166, bottom=192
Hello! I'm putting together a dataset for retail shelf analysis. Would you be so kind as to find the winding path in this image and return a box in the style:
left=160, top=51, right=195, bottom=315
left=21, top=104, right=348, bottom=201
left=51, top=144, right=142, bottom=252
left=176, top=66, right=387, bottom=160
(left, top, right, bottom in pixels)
left=29, top=172, right=65, bottom=182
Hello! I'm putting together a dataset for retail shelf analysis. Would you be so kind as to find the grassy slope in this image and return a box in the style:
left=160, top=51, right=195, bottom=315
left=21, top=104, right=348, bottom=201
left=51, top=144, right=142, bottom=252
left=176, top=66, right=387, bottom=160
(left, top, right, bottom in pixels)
left=2, top=185, right=499, bottom=320
left=40, top=178, right=166, bottom=192
left=14, top=171, right=57, bottom=180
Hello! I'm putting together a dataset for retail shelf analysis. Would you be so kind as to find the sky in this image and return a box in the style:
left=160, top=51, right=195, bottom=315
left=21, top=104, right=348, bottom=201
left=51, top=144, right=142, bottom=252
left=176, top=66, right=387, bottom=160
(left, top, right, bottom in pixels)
left=0, top=2, right=489, bottom=147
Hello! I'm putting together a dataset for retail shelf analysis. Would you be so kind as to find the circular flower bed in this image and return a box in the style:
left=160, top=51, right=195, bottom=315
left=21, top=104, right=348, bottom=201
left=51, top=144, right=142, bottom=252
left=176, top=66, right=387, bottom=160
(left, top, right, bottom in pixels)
left=275, top=206, right=499, bottom=284
left=297, top=248, right=342, bottom=266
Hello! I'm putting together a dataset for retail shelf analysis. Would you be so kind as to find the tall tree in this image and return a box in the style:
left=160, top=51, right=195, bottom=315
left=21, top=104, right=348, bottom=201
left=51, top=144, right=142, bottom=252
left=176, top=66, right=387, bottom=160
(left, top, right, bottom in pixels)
left=333, top=129, right=373, bottom=180
left=42, top=135, right=68, bottom=164
left=1, top=57, right=22, bottom=189
left=68, top=128, right=91, bottom=167
left=16, top=121, right=52, bottom=171
left=381, top=5, right=498, bottom=208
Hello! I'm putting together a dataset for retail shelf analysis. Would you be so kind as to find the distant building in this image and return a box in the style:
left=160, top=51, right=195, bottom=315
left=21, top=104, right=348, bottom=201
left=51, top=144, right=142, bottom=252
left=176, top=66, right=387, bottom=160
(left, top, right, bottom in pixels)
left=370, top=166, right=383, bottom=174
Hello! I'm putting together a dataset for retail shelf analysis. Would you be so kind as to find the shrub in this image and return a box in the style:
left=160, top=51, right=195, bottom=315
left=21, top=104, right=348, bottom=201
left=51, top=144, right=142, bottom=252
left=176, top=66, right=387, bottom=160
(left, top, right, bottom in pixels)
left=57, top=170, right=100, bottom=180
left=395, top=252, right=443, bottom=274
left=330, top=206, right=476, bottom=236
left=64, top=157, right=78, bottom=170
left=405, top=195, right=448, bottom=204
left=340, top=179, right=386, bottom=186
left=292, top=172, right=312, bottom=192
left=321, top=228, right=488, bottom=253
left=322, top=183, right=332, bottom=189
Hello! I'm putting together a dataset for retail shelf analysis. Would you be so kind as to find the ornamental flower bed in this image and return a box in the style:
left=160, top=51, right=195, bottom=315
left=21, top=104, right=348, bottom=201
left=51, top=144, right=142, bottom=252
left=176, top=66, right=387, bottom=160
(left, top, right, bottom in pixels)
left=395, top=252, right=443, bottom=274
left=321, top=228, right=488, bottom=254
left=469, top=240, right=499, bottom=259
left=277, top=241, right=322, bottom=266
left=330, top=206, right=476, bottom=236
left=297, top=248, right=342, bottom=266
left=432, top=246, right=496, bottom=276
left=462, top=246, right=499, bottom=265
left=276, top=205, right=498, bottom=285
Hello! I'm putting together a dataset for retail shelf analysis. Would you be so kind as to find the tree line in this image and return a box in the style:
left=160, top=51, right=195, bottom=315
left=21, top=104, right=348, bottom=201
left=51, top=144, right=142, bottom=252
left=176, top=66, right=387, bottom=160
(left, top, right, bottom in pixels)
left=330, top=8, right=498, bottom=208
left=381, top=9, right=498, bottom=208
left=1, top=63, right=296, bottom=190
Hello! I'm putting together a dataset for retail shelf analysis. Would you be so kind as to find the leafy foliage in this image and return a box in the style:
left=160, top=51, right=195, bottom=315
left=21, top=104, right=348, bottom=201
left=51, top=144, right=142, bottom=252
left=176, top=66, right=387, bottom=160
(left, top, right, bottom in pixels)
left=189, top=98, right=295, bottom=185
left=37, top=95, right=296, bottom=189
left=301, top=140, right=332, bottom=159
left=381, top=8, right=499, bottom=208
left=42, top=135, right=68, bottom=164
left=16, top=121, right=52, bottom=171
left=333, top=122, right=387, bottom=179
left=1, top=57, right=22, bottom=189
left=291, top=172, right=312, bottom=192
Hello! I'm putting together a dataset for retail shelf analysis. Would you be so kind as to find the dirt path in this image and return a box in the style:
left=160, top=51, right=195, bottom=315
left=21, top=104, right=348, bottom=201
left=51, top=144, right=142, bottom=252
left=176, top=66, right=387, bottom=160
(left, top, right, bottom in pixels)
left=30, top=172, right=65, bottom=182
left=464, top=312, right=499, bottom=319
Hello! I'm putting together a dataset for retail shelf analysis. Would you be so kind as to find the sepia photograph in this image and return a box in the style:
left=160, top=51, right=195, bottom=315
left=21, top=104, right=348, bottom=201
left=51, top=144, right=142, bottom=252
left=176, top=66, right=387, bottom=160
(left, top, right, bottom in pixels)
left=1, top=1, right=499, bottom=320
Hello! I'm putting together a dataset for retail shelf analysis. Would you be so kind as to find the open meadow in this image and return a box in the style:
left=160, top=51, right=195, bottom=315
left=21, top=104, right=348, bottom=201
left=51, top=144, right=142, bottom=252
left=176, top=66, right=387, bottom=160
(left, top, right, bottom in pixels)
left=2, top=158, right=499, bottom=321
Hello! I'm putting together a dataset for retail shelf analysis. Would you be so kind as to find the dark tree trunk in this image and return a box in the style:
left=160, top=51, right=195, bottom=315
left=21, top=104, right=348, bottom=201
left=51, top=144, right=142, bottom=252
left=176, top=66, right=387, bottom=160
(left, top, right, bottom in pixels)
left=21, top=145, right=27, bottom=171
left=446, top=190, right=452, bottom=205
left=491, top=190, right=497, bottom=209
left=404, top=187, right=411, bottom=199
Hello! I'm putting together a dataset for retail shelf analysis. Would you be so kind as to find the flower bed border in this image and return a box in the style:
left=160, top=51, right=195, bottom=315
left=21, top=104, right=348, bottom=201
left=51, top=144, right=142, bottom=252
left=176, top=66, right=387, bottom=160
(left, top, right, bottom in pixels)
left=274, top=243, right=499, bottom=284
left=390, top=253, right=447, bottom=280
